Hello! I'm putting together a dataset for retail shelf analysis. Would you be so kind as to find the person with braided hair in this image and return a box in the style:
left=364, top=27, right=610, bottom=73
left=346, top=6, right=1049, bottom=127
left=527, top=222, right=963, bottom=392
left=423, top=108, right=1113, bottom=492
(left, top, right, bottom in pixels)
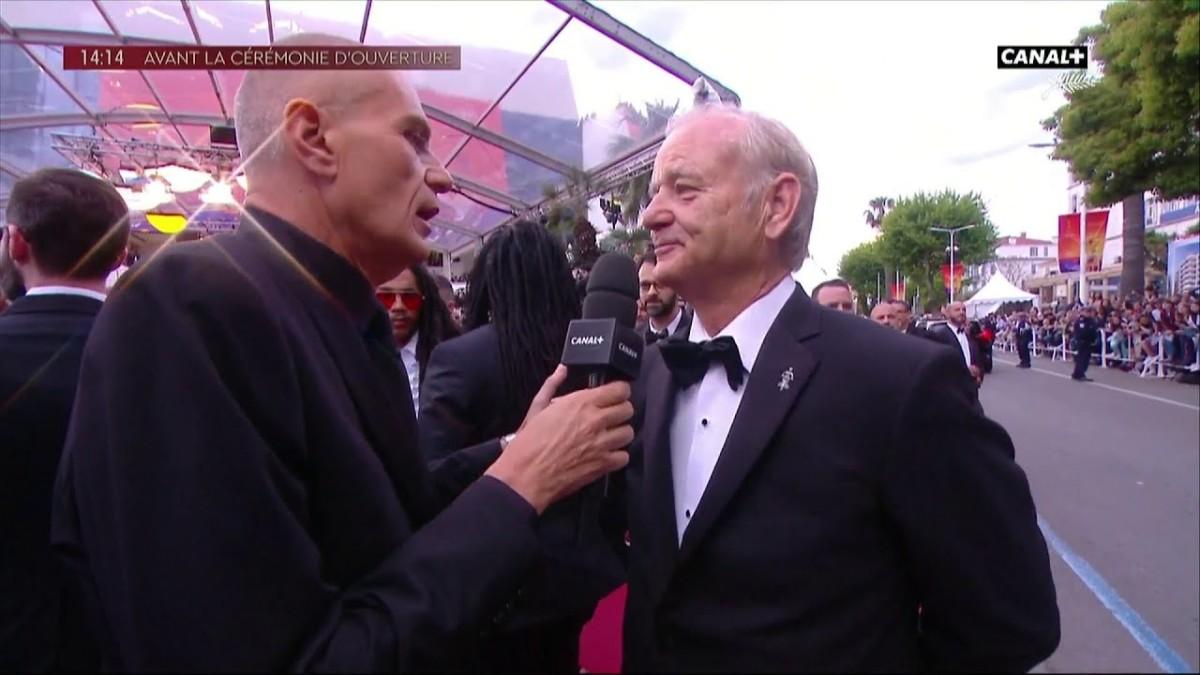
left=418, top=220, right=625, bottom=673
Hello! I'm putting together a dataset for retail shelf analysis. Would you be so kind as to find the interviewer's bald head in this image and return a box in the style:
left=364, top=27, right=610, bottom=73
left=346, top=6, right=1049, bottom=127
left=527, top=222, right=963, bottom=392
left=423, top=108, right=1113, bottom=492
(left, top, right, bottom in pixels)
left=235, top=33, right=390, bottom=178
left=232, top=32, right=452, bottom=286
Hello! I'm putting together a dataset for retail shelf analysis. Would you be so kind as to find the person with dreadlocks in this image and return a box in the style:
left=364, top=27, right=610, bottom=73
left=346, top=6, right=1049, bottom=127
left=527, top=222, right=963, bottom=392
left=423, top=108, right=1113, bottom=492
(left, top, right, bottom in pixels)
left=418, top=220, right=626, bottom=674
left=375, top=263, right=461, bottom=415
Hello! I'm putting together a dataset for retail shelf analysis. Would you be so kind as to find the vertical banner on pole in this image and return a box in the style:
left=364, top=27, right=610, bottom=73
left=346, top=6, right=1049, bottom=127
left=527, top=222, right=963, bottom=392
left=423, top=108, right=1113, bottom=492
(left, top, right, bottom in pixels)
left=1058, top=213, right=1081, bottom=272
left=1084, top=210, right=1108, bottom=273
left=1060, top=210, right=1110, bottom=273
left=941, top=263, right=964, bottom=293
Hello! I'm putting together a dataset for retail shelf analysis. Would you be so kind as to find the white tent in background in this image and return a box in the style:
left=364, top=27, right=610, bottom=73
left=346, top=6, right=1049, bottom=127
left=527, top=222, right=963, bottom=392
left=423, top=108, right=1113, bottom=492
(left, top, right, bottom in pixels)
left=965, top=273, right=1038, bottom=318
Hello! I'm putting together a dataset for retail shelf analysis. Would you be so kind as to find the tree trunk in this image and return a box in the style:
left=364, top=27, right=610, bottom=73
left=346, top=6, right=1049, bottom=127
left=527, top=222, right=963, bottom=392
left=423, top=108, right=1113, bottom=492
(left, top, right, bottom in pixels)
left=882, top=263, right=895, bottom=300
left=1119, top=193, right=1145, bottom=300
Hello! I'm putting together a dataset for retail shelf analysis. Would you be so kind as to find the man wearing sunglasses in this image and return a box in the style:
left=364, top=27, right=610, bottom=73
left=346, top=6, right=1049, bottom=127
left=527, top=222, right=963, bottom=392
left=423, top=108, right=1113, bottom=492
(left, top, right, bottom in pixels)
left=377, top=273, right=427, bottom=409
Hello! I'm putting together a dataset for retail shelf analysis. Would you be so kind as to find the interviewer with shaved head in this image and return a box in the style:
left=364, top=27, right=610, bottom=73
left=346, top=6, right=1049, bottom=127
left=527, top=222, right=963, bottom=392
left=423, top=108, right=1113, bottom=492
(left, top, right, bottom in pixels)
left=51, top=33, right=633, bottom=671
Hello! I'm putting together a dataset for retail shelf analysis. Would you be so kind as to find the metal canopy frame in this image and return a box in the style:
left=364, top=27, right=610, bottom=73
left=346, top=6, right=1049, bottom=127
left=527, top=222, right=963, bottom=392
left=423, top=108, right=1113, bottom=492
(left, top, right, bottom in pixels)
left=0, top=0, right=738, bottom=253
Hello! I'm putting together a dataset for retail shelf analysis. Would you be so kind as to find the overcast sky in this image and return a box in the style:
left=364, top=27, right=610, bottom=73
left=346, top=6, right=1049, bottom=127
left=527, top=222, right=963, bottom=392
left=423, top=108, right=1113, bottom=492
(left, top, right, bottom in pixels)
left=256, top=0, right=1112, bottom=284
left=590, top=0, right=1112, bottom=288
left=182, top=0, right=1112, bottom=285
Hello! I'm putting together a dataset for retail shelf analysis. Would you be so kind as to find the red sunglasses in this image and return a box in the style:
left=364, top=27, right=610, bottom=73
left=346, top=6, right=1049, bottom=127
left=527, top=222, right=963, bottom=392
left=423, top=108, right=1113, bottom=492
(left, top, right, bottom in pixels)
left=376, top=291, right=424, bottom=312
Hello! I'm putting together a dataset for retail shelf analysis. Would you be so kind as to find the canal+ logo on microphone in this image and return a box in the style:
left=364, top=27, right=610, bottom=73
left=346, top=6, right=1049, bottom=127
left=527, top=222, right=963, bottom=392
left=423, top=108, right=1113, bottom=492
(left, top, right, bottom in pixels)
left=997, top=45, right=1088, bottom=69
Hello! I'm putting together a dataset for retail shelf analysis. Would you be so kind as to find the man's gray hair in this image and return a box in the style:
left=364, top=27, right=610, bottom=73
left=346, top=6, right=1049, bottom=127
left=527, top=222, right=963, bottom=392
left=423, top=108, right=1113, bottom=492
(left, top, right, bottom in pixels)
left=233, top=32, right=361, bottom=173
left=666, top=104, right=819, bottom=270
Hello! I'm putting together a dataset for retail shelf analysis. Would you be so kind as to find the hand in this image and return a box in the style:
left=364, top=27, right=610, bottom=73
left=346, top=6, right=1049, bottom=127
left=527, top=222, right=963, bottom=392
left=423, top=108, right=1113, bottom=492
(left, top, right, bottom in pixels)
left=969, top=365, right=983, bottom=384
left=517, top=364, right=567, bottom=434
left=486, top=378, right=634, bottom=514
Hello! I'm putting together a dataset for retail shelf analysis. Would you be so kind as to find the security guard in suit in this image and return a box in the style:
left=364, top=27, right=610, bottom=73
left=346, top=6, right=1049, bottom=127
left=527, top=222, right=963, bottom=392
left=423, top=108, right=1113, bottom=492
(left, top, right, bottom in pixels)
left=1015, top=312, right=1034, bottom=368
left=1071, top=306, right=1099, bottom=381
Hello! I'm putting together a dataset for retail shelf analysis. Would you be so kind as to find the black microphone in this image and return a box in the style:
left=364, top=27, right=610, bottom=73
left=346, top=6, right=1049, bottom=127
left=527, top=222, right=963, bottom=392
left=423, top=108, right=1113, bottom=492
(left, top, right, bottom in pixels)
left=561, top=254, right=644, bottom=388
left=560, top=253, right=643, bottom=542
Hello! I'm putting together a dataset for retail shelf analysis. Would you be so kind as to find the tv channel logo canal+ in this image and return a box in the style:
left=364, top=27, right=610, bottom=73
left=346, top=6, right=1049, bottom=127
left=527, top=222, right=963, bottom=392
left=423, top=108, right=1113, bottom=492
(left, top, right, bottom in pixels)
left=997, top=45, right=1088, bottom=69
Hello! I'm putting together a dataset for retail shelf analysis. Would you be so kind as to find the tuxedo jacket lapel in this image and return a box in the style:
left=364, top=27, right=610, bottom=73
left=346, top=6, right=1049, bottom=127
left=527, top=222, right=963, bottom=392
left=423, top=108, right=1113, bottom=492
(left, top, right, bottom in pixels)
left=677, top=286, right=821, bottom=566
left=639, top=349, right=681, bottom=606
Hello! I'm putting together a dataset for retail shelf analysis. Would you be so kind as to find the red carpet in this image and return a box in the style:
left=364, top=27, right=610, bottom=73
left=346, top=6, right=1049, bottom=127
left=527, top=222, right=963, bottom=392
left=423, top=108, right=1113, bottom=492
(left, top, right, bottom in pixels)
left=579, top=584, right=626, bottom=673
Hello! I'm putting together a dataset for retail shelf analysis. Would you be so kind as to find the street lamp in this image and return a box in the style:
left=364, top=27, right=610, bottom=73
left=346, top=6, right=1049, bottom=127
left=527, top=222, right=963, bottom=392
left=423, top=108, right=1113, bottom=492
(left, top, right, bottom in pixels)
left=1030, top=140, right=1088, bottom=303
left=930, top=224, right=977, bottom=303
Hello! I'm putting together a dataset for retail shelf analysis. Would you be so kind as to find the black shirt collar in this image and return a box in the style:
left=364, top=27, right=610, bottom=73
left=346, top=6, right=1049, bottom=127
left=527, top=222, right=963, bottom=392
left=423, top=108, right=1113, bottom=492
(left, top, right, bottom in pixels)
left=241, top=206, right=382, bottom=338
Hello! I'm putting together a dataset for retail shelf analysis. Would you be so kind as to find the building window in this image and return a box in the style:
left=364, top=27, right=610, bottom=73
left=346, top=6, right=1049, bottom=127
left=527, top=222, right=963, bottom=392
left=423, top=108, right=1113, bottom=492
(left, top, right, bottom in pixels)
left=1070, top=195, right=1079, bottom=213
left=1030, top=246, right=1039, bottom=257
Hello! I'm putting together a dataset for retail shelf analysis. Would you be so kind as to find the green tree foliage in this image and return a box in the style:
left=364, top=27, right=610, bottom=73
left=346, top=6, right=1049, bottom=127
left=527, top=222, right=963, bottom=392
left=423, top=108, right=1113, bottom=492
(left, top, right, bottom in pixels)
left=837, top=238, right=886, bottom=314
left=1144, top=230, right=1172, bottom=272
left=541, top=170, right=601, bottom=269
left=878, top=190, right=997, bottom=309
left=607, top=100, right=679, bottom=227
left=1042, top=0, right=1200, bottom=296
left=600, top=226, right=651, bottom=258
left=863, top=196, right=897, bottom=294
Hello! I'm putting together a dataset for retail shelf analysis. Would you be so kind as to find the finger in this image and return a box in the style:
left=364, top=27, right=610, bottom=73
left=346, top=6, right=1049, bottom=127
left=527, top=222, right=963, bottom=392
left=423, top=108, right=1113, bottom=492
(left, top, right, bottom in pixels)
left=593, top=400, right=635, bottom=429
left=534, top=364, right=568, bottom=403
left=600, top=450, right=630, bottom=473
left=580, top=380, right=632, bottom=407
left=591, top=424, right=636, bottom=452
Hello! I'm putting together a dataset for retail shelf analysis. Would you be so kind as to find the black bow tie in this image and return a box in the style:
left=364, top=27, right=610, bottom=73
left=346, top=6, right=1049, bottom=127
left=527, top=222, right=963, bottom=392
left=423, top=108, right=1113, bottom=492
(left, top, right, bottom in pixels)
left=659, top=336, right=745, bottom=391
left=646, top=328, right=669, bottom=345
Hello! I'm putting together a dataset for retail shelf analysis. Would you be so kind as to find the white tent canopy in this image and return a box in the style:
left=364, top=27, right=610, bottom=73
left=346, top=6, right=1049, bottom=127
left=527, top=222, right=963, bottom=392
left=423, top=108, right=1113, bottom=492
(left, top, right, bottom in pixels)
left=965, top=273, right=1038, bottom=318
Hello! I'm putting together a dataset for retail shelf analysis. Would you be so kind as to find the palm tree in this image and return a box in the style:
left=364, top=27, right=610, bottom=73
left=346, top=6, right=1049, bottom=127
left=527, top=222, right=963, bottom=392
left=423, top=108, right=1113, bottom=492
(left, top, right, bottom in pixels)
left=863, top=196, right=897, bottom=298
left=606, top=100, right=679, bottom=228
left=600, top=226, right=651, bottom=258
left=541, top=170, right=601, bottom=269
left=862, top=196, right=894, bottom=230
left=1120, top=194, right=1146, bottom=299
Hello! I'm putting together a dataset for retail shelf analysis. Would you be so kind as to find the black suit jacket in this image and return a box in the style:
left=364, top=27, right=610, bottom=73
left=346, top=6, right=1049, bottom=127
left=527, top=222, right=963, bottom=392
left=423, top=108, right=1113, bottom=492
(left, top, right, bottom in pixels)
left=1, top=293, right=102, bottom=671
left=50, top=210, right=543, bottom=672
left=623, top=284, right=1059, bottom=672
left=418, top=326, right=626, bottom=634
left=929, top=322, right=982, bottom=369
left=640, top=306, right=693, bottom=344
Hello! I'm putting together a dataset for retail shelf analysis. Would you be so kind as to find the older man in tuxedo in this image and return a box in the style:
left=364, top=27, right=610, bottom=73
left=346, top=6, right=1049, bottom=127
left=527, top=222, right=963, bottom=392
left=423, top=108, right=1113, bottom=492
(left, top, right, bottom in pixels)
left=623, top=104, right=1059, bottom=672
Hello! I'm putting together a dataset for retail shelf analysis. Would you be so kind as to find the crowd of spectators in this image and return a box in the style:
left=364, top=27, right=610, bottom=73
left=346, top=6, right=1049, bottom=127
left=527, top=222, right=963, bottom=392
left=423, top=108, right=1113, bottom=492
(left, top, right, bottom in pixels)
left=992, top=285, right=1200, bottom=377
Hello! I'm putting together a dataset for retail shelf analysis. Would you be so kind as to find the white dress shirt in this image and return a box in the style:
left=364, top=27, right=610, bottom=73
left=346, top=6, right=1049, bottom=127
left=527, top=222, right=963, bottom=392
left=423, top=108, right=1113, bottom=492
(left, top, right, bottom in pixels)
left=951, top=324, right=972, bottom=366
left=24, top=285, right=107, bottom=302
left=397, top=330, right=421, bottom=416
left=670, top=277, right=795, bottom=544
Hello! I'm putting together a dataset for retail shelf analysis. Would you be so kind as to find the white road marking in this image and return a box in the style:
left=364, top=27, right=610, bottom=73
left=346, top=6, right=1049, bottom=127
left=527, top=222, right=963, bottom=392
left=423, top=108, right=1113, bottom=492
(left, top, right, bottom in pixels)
left=993, top=358, right=1200, bottom=412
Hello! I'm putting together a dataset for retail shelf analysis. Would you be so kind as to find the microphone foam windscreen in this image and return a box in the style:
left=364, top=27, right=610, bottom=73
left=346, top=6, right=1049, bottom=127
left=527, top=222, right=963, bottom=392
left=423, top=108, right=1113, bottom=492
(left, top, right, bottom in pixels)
left=586, top=252, right=638, bottom=300
left=583, top=290, right=637, bottom=328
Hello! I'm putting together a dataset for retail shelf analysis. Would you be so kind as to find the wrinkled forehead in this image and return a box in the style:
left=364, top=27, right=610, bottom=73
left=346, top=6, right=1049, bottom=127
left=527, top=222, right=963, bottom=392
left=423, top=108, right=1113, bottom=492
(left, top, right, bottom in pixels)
left=651, top=114, right=748, bottom=189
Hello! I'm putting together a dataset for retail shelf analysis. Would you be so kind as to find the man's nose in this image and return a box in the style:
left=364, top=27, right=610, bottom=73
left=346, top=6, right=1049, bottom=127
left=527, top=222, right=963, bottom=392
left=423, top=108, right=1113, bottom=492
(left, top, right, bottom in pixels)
left=642, top=195, right=671, bottom=232
left=425, top=163, right=453, bottom=195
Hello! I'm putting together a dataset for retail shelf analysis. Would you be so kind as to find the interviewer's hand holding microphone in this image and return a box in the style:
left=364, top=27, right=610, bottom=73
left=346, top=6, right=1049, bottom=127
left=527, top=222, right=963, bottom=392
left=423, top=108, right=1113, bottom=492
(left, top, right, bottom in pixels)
left=485, top=253, right=644, bottom=515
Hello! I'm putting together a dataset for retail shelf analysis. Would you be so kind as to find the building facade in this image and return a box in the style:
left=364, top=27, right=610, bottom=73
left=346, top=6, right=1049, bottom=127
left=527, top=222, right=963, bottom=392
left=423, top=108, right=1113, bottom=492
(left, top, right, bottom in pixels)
left=967, top=232, right=1057, bottom=293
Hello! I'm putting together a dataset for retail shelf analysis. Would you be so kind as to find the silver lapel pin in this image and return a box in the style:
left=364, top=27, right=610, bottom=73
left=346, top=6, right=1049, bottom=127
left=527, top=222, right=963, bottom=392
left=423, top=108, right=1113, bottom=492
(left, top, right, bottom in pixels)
left=778, top=367, right=795, bottom=391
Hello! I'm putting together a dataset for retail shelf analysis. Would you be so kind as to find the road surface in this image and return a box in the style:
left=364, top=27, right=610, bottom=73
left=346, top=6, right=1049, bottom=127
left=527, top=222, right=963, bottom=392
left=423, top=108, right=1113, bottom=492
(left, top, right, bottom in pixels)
left=979, top=351, right=1199, bottom=673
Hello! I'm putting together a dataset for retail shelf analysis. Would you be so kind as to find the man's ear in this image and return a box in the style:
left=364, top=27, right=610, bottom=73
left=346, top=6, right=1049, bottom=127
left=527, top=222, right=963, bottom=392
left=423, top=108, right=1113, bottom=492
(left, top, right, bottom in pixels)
left=6, top=225, right=32, bottom=265
left=280, top=99, right=339, bottom=179
left=107, top=243, right=130, bottom=273
left=762, top=173, right=801, bottom=244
